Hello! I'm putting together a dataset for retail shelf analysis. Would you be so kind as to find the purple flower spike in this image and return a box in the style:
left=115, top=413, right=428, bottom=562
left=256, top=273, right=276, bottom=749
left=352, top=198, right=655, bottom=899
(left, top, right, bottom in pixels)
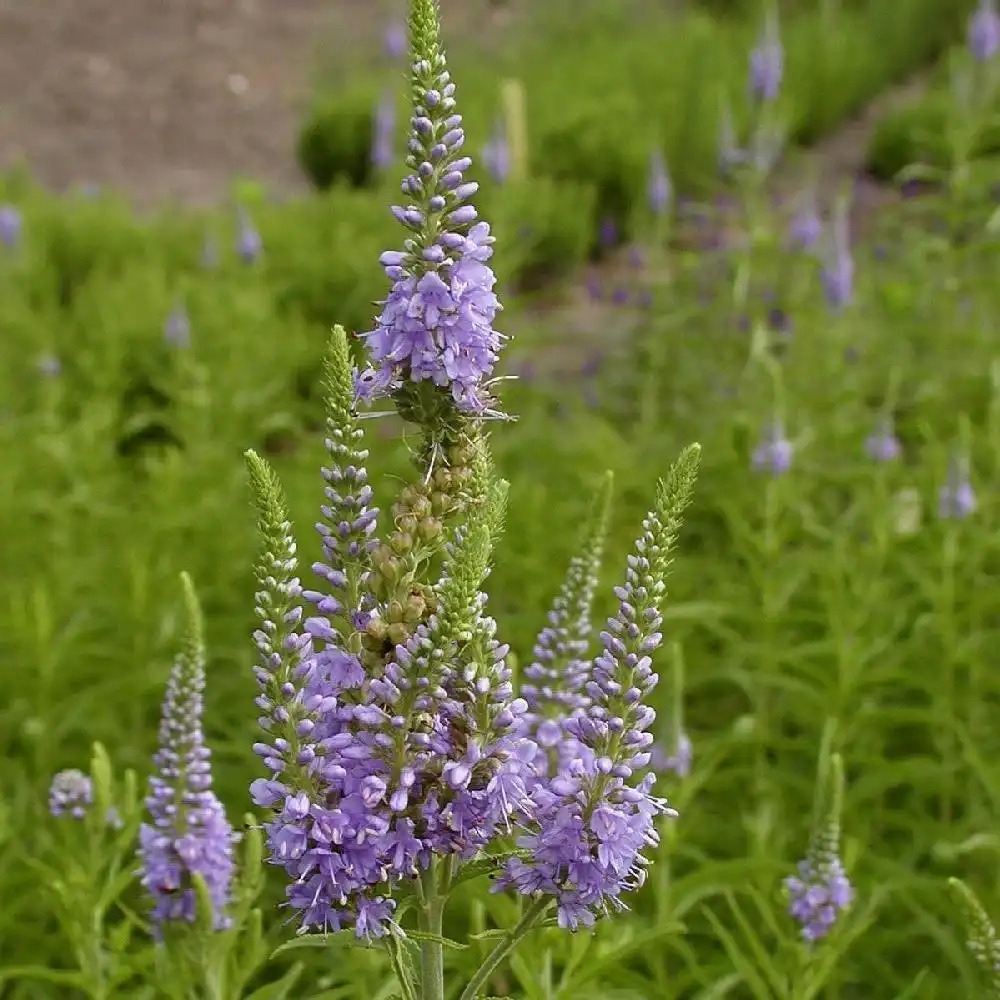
left=749, top=10, right=784, bottom=103
left=0, top=205, right=22, bottom=248
left=752, top=420, right=793, bottom=475
left=969, top=0, right=1000, bottom=62
left=357, top=41, right=506, bottom=416
left=499, top=447, right=700, bottom=930
left=820, top=205, right=853, bottom=311
left=865, top=419, right=901, bottom=462
left=384, top=20, right=407, bottom=60
left=163, top=302, right=191, bottom=349
left=49, top=769, right=93, bottom=819
left=37, top=353, right=62, bottom=378
left=138, top=577, right=236, bottom=933
left=785, top=856, right=854, bottom=941
left=236, top=208, right=262, bottom=264
left=788, top=196, right=822, bottom=251
left=483, top=119, right=511, bottom=185
left=939, top=458, right=977, bottom=520
left=651, top=733, right=693, bottom=779
left=372, top=90, right=397, bottom=170
left=647, top=151, right=672, bottom=215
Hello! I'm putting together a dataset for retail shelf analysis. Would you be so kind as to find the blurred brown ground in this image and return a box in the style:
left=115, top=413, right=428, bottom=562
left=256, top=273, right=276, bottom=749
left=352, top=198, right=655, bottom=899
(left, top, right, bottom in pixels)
left=0, top=0, right=518, bottom=208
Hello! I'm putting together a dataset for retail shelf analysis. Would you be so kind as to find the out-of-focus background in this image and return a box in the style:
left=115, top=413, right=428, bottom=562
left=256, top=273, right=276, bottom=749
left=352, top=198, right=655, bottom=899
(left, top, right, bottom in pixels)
left=3, top=0, right=1000, bottom=996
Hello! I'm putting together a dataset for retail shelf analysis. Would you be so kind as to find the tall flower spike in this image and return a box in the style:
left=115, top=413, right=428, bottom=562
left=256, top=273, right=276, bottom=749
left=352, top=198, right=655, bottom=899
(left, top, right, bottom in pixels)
left=784, top=752, right=853, bottom=942
left=301, top=326, right=379, bottom=647
left=749, top=6, right=784, bottom=103
left=950, top=879, right=1000, bottom=995
left=647, top=151, right=672, bottom=216
left=499, top=445, right=701, bottom=930
left=138, top=573, right=236, bottom=933
left=359, top=0, right=506, bottom=418
left=522, top=471, right=614, bottom=746
left=969, top=0, right=1000, bottom=63
left=820, top=199, right=853, bottom=312
left=372, top=90, right=397, bottom=170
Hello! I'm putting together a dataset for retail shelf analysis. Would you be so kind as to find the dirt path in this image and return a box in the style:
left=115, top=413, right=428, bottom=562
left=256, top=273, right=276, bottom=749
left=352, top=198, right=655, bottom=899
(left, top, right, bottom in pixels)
left=0, top=0, right=518, bottom=208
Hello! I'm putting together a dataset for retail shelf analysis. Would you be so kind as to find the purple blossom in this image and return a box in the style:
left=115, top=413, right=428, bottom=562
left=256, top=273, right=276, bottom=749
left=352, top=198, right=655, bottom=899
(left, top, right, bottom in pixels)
left=498, top=454, right=699, bottom=929
left=236, top=208, right=262, bottom=264
left=865, top=419, right=901, bottom=462
left=138, top=594, right=236, bottom=933
left=820, top=207, right=853, bottom=311
left=384, top=20, right=407, bottom=60
left=163, top=303, right=191, bottom=349
left=785, top=856, right=854, bottom=941
left=749, top=12, right=784, bottom=103
left=969, top=0, right=1000, bottom=62
left=752, top=421, right=793, bottom=475
left=0, top=204, right=22, bottom=248
left=49, top=769, right=93, bottom=819
left=939, top=459, right=976, bottom=519
left=36, top=353, right=61, bottom=378
left=357, top=53, right=506, bottom=415
left=482, top=119, right=511, bottom=184
left=650, top=733, right=693, bottom=779
left=372, top=90, right=397, bottom=170
left=201, top=235, right=219, bottom=269
left=647, top=151, right=672, bottom=215
left=788, top=198, right=822, bottom=251
left=599, top=216, right=618, bottom=249
left=718, top=104, right=745, bottom=177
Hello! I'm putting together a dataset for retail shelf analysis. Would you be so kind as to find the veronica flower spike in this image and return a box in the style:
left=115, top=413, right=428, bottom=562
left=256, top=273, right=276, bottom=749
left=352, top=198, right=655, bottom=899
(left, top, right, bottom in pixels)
left=358, top=0, right=505, bottom=420
left=499, top=445, right=701, bottom=930
left=138, top=573, right=236, bottom=934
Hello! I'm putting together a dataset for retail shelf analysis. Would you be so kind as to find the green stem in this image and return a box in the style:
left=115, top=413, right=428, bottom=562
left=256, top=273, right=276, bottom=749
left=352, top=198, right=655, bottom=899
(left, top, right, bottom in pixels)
left=418, top=861, right=447, bottom=1000
left=458, top=897, right=550, bottom=1000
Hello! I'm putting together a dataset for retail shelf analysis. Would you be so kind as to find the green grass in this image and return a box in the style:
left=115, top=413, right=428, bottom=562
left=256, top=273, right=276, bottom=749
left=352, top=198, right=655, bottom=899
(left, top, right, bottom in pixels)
left=4, top=3, right=1000, bottom=999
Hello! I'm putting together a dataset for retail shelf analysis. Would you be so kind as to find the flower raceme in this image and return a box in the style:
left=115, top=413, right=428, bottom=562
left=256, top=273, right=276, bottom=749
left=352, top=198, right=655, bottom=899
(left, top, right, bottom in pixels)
left=138, top=574, right=236, bottom=933
left=499, top=446, right=700, bottom=929
left=357, top=8, right=505, bottom=417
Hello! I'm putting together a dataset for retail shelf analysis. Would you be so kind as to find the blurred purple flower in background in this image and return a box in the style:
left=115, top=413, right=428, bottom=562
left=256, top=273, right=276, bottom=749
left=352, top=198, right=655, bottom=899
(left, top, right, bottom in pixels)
left=749, top=10, right=784, bottom=103
left=648, top=150, right=672, bottom=215
left=163, top=302, right=191, bottom=349
left=969, top=0, right=1000, bottom=62
left=482, top=119, right=511, bottom=184
left=788, top=195, right=822, bottom=251
left=49, top=769, right=92, bottom=819
left=383, top=20, right=407, bottom=60
left=651, top=733, right=693, bottom=778
left=371, top=90, right=397, bottom=170
left=820, top=205, right=854, bottom=311
left=236, top=207, right=262, bottom=264
left=599, top=216, right=618, bottom=249
left=201, top=234, right=218, bottom=269
left=36, top=353, right=62, bottom=378
left=717, top=104, right=745, bottom=178
left=939, top=458, right=977, bottom=519
left=865, top=418, right=902, bottom=462
left=752, top=420, right=793, bottom=474
left=0, top=204, right=22, bottom=248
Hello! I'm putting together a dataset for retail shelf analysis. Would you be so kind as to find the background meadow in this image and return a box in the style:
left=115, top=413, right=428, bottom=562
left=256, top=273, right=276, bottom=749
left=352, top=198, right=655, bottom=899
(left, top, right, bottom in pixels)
left=3, top=0, right=1000, bottom=996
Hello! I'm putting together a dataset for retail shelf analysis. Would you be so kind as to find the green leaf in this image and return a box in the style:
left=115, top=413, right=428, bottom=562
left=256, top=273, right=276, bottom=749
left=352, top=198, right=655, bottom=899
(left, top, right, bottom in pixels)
left=0, top=966, right=90, bottom=988
left=270, top=932, right=349, bottom=958
left=244, top=962, right=305, bottom=1000
left=400, top=929, right=469, bottom=950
